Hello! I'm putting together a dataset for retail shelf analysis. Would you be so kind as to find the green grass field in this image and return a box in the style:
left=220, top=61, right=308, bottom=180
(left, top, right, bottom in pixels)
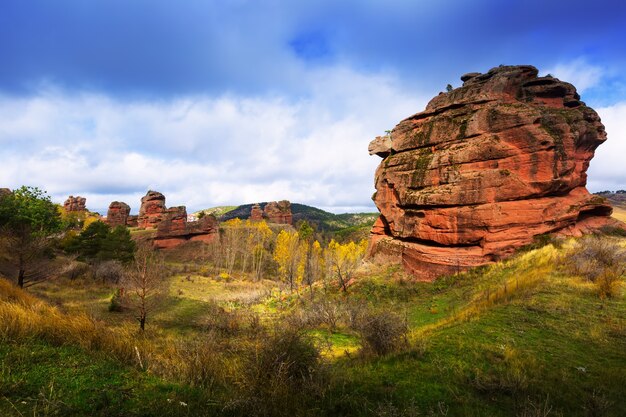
left=2, top=237, right=625, bottom=416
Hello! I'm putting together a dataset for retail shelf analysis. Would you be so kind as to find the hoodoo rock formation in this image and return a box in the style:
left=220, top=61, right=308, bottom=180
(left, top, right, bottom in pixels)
left=137, top=191, right=167, bottom=228
left=369, top=65, right=624, bottom=280
left=63, top=196, right=87, bottom=212
left=136, top=190, right=187, bottom=230
left=106, top=201, right=131, bottom=227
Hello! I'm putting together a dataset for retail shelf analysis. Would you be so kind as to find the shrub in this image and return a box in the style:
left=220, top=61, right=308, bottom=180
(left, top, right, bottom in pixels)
left=93, top=260, right=124, bottom=284
left=357, top=310, right=408, bottom=356
left=564, top=237, right=626, bottom=298
left=61, top=259, right=89, bottom=280
left=233, top=327, right=324, bottom=416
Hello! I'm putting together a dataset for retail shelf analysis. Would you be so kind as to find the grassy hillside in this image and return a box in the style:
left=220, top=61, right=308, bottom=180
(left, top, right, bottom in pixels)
left=1, top=237, right=625, bottom=416
left=193, top=205, right=238, bottom=218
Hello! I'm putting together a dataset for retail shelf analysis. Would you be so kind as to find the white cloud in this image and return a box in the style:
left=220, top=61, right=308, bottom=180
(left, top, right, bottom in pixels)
left=543, top=58, right=604, bottom=93
left=587, top=102, right=626, bottom=192
left=0, top=66, right=426, bottom=214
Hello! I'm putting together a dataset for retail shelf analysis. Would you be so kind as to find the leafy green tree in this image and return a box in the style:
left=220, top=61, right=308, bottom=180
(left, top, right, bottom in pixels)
left=65, top=221, right=135, bottom=264
left=0, top=186, right=62, bottom=287
left=297, top=221, right=314, bottom=241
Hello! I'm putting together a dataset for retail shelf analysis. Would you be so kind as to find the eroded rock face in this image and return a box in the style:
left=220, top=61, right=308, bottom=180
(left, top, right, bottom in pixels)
left=369, top=65, right=624, bottom=280
left=63, top=196, right=87, bottom=212
left=264, top=200, right=293, bottom=225
left=106, top=201, right=131, bottom=227
left=137, top=191, right=167, bottom=228
left=154, top=213, right=218, bottom=249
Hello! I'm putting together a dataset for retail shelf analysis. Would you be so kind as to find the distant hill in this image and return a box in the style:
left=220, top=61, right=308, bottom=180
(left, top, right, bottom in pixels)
left=197, top=202, right=379, bottom=238
left=192, top=206, right=238, bottom=218
left=595, top=191, right=626, bottom=222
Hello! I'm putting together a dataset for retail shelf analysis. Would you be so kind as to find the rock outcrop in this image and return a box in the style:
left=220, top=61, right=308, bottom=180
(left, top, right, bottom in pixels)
left=153, top=214, right=218, bottom=249
left=369, top=65, right=624, bottom=280
left=263, top=200, right=293, bottom=225
left=106, top=201, right=131, bottom=227
left=137, top=191, right=168, bottom=229
left=63, top=196, right=87, bottom=212
left=246, top=201, right=293, bottom=224
left=250, top=204, right=263, bottom=221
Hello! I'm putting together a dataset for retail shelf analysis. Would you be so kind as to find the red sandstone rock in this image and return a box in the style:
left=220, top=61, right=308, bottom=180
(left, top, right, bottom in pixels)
left=369, top=65, right=625, bottom=280
left=368, top=135, right=393, bottom=157
left=63, top=196, right=87, bottom=212
left=137, top=191, right=167, bottom=229
left=250, top=204, right=263, bottom=221
left=154, top=213, right=218, bottom=249
left=264, top=200, right=293, bottom=225
left=106, top=201, right=130, bottom=227
left=126, top=215, right=138, bottom=227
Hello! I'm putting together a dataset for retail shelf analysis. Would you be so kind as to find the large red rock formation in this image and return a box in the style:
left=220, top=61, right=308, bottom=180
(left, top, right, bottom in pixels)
left=153, top=214, right=218, bottom=249
left=137, top=191, right=167, bottom=229
left=264, top=200, right=293, bottom=225
left=63, top=196, right=87, bottom=212
left=369, top=65, right=624, bottom=280
left=106, top=201, right=130, bottom=227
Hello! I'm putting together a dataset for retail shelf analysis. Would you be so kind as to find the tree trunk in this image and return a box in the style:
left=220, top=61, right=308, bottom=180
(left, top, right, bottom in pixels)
left=139, top=315, right=146, bottom=331
left=17, top=268, right=25, bottom=288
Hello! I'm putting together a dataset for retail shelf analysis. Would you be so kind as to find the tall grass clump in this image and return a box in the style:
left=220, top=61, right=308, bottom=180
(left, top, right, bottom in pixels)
left=562, top=236, right=626, bottom=298
left=0, top=278, right=142, bottom=365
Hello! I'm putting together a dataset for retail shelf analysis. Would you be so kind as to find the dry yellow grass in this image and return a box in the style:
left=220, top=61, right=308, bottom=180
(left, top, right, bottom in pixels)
left=0, top=278, right=141, bottom=364
left=612, top=206, right=626, bottom=222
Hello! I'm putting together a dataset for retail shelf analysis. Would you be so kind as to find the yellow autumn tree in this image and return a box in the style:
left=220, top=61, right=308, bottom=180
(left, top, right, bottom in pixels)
left=273, top=229, right=303, bottom=292
left=304, top=240, right=324, bottom=295
left=248, top=220, right=274, bottom=280
left=326, top=239, right=368, bottom=292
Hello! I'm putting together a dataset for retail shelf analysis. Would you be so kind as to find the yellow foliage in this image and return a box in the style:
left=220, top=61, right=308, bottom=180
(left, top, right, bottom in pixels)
left=224, top=218, right=243, bottom=227
left=274, top=230, right=302, bottom=290
left=82, top=215, right=101, bottom=230
left=326, top=239, right=368, bottom=291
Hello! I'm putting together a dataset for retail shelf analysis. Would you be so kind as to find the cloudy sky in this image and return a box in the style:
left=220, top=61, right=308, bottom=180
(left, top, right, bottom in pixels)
left=1, top=0, right=625, bottom=214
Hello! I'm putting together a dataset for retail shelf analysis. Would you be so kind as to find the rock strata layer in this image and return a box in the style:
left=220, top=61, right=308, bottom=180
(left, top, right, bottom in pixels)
left=369, top=65, right=625, bottom=280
